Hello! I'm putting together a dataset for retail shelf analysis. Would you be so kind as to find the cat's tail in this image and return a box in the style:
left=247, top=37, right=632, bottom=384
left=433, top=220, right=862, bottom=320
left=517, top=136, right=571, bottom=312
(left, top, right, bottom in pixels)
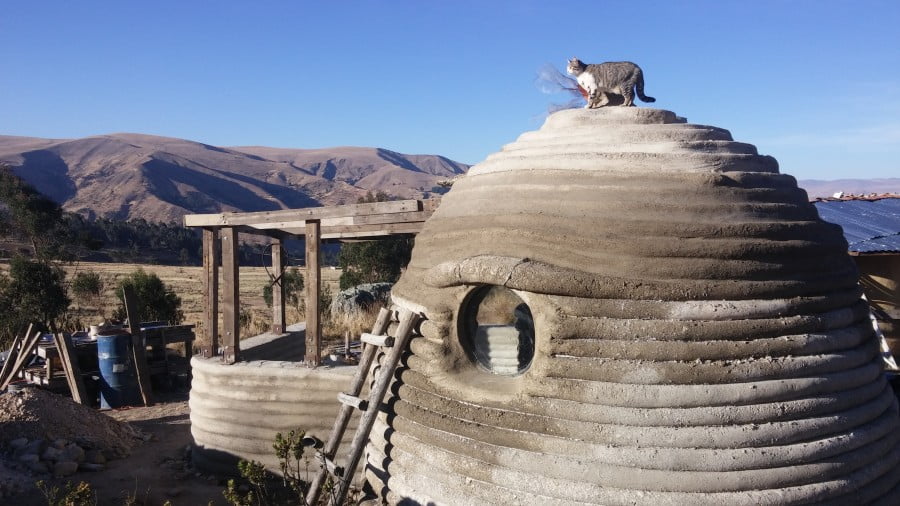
left=636, top=70, right=656, bottom=103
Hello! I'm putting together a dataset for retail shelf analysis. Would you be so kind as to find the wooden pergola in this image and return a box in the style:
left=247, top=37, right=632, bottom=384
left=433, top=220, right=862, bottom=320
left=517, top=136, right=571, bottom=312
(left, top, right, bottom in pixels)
left=183, top=198, right=438, bottom=365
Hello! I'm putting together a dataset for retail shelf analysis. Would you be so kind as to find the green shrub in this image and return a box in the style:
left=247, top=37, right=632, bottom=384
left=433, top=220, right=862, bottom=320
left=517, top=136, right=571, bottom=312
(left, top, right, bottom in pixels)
left=337, top=238, right=411, bottom=290
left=0, top=256, right=70, bottom=346
left=71, top=271, right=103, bottom=299
left=263, top=267, right=304, bottom=312
left=113, top=268, right=183, bottom=324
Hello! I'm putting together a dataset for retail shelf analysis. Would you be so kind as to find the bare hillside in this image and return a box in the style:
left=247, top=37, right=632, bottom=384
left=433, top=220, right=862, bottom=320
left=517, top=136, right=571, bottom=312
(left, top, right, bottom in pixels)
left=0, top=134, right=468, bottom=223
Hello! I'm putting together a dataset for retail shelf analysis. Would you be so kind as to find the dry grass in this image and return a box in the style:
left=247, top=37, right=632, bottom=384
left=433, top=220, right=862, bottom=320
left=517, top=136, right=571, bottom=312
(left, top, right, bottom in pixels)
left=323, top=305, right=383, bottom=349
left=2, top=261, right=394, bottom=357
left=0, top=261, right=344, bottom=350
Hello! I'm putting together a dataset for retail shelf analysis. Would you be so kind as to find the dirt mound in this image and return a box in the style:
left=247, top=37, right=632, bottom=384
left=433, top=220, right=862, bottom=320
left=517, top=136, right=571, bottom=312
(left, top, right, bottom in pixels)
left=0, top=387, right=142, bottom=457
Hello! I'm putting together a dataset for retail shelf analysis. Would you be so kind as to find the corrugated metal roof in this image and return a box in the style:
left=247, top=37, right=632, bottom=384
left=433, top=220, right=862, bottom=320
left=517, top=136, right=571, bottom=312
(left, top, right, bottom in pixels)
left=813, top=197, right=900, bottom=253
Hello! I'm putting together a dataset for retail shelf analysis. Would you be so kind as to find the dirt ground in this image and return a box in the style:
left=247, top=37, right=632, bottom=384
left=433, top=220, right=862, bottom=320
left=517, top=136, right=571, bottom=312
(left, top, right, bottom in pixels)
left=93, top=391, right=229, bottom=506
left=12, top=390, right=231, bottom=506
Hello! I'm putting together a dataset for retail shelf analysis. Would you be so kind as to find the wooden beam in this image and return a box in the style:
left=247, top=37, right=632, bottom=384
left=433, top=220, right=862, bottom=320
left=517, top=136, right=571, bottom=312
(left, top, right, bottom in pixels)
left=184, top=199, right=423, bottom=228
left=350, top=210, right=432, bottom=226
left=51, top=324, right=88, bottom=406
left=224, top=209, right=434, bottom=233
left=0, top=324, right=32, bottom=388
left=0, top=334, right=23, bottom=388
left=2, top=329, right=42, bottom=390
left=202, top=228, right=220, bottom=357
left=271, top=237, right=286, bottom=334
left=282, top=222, right=426, bottom=238
left=122, top=285, right=153, bottom=406
left=221, top=227, right=241, bottom=364
left=305, top=220, right=321, bottom=365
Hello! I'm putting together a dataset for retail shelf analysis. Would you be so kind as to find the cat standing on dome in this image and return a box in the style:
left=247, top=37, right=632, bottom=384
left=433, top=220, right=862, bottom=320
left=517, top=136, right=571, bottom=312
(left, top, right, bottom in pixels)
left=566, top=57, right=656, bottom=108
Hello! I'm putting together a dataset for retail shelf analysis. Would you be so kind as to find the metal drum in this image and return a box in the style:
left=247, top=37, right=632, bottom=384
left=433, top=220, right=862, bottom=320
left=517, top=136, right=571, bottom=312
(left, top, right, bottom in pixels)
left=97, top=333, right=139, bottom=408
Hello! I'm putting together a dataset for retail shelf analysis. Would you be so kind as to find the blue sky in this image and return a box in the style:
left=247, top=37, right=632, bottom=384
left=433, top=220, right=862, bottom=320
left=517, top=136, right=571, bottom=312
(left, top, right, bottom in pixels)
left=2, top=1, right=898, bottom=180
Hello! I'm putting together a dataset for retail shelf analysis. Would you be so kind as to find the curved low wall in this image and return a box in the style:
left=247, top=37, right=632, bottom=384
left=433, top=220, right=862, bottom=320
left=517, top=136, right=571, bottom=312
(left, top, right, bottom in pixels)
left=190, top=329, right=358, bottom=476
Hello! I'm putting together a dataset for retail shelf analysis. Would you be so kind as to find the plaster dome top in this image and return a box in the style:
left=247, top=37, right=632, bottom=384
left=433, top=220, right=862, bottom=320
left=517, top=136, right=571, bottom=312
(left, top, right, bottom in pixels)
left=396, top=107, right=854, bottom=305
left=369, top=108, right=900, bottom=505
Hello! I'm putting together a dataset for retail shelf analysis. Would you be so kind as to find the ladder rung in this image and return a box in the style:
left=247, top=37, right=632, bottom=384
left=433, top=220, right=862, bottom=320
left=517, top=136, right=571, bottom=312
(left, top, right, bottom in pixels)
left=317, top=453, right=344, bottom=477
left=337, top=392, right=368, bottom=411
left=360, top=333, right=395, bottom=347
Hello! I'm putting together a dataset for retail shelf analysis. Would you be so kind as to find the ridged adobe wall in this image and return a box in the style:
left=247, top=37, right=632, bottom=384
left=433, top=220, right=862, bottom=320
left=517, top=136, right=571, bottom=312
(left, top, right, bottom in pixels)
left=366, top=108, right=900, bottom=504
left=190, top=331, right=357, bottom=475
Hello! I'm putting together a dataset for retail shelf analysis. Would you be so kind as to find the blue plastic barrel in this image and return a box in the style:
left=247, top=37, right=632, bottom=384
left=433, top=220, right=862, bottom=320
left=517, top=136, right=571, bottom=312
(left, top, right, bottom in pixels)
left=97, top=333, right=140, bottom=408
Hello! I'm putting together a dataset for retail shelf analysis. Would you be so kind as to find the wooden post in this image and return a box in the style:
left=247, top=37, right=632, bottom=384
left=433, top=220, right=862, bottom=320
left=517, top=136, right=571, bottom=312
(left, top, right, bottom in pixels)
left=0, top=335, right=23, bottom=388
left=272, top=237, right=286, bottom=334
left=221, top=227, right=241, bottom=364
left=50, top=324, right=88, bottom=405
left=2, top=328, right=44, bottom=391
left=202, top=228, right=220, bottom=357
left=0, top=324, right=32, bottom=388
left=305, top=220, right=321, bottom=365
left=123, top=284, right=153, bottom=406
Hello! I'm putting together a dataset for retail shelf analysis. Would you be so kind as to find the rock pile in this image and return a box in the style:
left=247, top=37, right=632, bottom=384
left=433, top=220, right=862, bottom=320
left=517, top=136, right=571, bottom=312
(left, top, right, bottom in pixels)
left=0, top=386, right=145, bottom=500
left=330, top=282, right=392, bottom=315
left=7, top=436, right=108, bottom=476
left=0, top=386, right=141, bottom=455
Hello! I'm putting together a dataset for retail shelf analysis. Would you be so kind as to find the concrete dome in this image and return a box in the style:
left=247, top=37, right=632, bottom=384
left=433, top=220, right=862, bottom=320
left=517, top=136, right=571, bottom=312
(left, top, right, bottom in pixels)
left=367, top=108, right=900, bottom=504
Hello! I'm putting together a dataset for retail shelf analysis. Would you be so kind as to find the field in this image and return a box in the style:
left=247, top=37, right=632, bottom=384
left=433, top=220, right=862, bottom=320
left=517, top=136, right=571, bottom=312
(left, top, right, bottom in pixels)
left=3, top=261, right=345, bottom=350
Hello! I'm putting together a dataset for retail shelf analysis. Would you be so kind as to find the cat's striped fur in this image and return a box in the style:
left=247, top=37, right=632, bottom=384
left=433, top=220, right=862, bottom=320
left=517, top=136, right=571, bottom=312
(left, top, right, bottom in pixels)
left=566, top=57, right=655, bottom=108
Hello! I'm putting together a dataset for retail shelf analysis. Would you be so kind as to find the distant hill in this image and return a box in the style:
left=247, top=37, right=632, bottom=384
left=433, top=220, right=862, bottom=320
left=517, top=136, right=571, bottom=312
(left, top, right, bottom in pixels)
left=0, top=133, right=468, bottom=223
left=797, top=178, right=900, bottom=199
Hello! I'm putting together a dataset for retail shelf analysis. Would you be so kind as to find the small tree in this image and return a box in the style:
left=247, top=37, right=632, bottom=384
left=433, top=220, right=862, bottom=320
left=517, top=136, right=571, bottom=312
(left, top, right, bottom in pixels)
left=0, top=256, right=70, bottom=345
left=71, top=271, right=103, bottom=300
left=337, top=239, right=412, bottom=290
left=0, top=165, right=69, bottom=261
left=113, top=268, right=183, bottom=324
left=337, top=192, right=413, bottom=290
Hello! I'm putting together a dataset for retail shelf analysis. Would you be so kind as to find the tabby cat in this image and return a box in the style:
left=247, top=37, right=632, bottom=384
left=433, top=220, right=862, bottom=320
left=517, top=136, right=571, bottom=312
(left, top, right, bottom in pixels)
left=566, top=57, right=656, bottom=108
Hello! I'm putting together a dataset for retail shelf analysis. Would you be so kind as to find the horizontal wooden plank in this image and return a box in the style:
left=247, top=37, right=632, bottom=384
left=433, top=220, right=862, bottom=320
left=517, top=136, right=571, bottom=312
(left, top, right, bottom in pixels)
left=337, top=392, right=369, bottom=411
left=184, top=199, right=424, bottom=228
left=322, top=223, right=425, bottom=239
left=351, top=210, right=433, bottom=226
left=280, top=221, right=426, bottom=239
left=360, top=333, right=394, bottom=347
left=322, top=456, right=343, bottom=477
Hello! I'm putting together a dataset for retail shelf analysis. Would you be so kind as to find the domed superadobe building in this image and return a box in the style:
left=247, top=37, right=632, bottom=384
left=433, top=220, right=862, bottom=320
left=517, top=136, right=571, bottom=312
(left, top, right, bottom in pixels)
left=366, top=107, right=900, bottom=504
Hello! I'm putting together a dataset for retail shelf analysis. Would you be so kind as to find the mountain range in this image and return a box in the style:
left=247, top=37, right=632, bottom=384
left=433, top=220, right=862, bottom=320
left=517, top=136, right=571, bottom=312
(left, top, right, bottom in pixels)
left=1, top=133, right=896, bottom=224
left=0, top=133, right=468, bottom=223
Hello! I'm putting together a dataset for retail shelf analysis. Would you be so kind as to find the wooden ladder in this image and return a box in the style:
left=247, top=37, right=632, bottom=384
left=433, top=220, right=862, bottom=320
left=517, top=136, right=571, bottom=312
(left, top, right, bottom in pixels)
left=306, top=307, right=421, bottom=506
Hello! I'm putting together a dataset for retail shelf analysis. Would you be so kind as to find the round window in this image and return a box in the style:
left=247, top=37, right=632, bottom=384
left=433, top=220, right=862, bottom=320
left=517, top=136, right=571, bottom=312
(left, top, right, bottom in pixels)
left=459, top=286, right=534, bottom=376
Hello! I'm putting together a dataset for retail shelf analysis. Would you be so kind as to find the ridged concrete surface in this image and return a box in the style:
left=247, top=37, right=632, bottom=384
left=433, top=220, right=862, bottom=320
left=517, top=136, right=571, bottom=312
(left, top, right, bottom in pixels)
left=366, top=107, right=900, bottom=504
left=190, top=330, right=357, bottom=476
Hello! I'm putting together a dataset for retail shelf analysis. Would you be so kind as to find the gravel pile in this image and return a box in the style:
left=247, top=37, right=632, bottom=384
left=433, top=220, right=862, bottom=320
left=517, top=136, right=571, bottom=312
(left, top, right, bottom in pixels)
left=0, top=386, right=143, bottom=458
